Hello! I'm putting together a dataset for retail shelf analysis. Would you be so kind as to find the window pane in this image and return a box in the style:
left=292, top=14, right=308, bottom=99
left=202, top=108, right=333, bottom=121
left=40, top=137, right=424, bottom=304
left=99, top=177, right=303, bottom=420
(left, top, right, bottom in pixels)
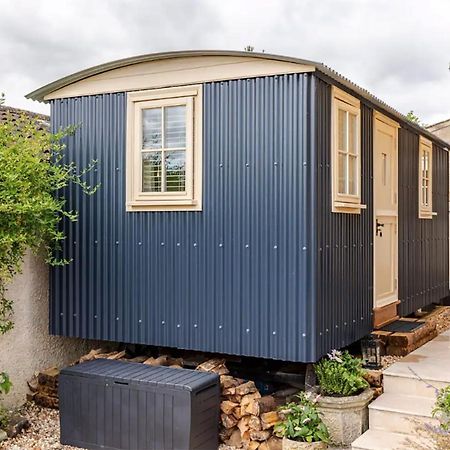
left=165, top=150, right=186, bottom=192
left=338, top=152, right=347, bottom=194
left=338, top=109, right=347, bottom=151
left=142, top=152, right=162, bottom=192
left=142, top=108, right=162, bottom=149
left=348, top=155, right=357, bottom=195
left=348, top=113, right=357, bottom=154
left=165, top=106, right=186, bottom=149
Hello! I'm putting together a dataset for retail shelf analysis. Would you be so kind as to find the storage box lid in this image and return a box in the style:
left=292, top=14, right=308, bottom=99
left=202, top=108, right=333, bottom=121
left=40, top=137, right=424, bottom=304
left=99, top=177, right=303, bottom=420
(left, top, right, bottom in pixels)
left=60, top=359, right=219, bottom=392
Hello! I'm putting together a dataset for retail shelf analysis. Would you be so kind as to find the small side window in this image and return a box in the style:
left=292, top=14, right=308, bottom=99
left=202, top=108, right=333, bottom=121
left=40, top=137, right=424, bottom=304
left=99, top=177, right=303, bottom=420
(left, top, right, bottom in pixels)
left=418, top=137, right=433, bottom=219
left=126, top=85, right=202, bottom=212
left=331, top=87, right=363, bottom=213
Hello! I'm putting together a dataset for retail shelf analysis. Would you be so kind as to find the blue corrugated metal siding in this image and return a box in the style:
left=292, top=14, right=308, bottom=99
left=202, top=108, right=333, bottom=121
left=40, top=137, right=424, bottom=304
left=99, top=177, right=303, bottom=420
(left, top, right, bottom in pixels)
left=398, top=129, right=449, bottom=315
left=50, top=74, right=320, bottom=362
left=314, top=79, right=373, bottom=357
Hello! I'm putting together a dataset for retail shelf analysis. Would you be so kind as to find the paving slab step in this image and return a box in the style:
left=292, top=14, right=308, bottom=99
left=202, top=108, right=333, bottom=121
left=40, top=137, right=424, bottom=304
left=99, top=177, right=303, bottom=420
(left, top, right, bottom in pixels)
left=369, top=393, right=437, bottom=434
left=383, top=372, right=447, bottom=399
left=352, top=428, right=431, bottom=450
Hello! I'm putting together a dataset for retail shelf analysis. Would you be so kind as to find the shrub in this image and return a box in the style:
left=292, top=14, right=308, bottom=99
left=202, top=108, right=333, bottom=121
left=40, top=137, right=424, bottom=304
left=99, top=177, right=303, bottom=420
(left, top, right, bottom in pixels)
left=433, top=386, right=450, bottom=431
left=0, top=372, right=11, bottom=429
left=0, top=109, right=98, bottom=333
left=315, top=350, right=368, bottom=396
left=274, top=392, right=329, bottom=443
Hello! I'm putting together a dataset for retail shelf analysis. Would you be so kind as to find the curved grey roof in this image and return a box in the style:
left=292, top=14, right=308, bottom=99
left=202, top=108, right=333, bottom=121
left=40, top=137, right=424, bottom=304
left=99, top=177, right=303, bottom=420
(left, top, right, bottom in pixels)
left=26, top=50, right=448, bottom=148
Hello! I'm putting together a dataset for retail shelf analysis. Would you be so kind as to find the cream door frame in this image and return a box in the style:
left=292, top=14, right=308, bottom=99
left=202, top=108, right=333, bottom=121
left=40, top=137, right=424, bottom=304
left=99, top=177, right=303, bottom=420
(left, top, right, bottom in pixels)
left=373, top=111, right=399, bottom=309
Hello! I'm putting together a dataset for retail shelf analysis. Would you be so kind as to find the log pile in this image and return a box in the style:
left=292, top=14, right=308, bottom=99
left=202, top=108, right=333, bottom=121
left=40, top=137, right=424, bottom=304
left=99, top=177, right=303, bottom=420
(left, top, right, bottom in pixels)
left=196, top=359, right=283, bottom=449
left=28, top=367, right=59, bottom=409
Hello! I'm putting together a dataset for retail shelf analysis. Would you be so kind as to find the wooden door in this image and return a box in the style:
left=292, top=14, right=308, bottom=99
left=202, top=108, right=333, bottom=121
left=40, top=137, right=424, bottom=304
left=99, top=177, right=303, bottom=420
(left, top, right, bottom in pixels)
left=373, top=113, right=399, bottom=327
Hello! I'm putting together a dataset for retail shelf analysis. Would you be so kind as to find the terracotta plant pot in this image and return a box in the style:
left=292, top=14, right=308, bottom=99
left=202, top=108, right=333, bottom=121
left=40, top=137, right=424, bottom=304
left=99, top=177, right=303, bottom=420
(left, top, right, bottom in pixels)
left=282, top=437, right=328, bottom=449
left=316, top=388, right=374, bottom=446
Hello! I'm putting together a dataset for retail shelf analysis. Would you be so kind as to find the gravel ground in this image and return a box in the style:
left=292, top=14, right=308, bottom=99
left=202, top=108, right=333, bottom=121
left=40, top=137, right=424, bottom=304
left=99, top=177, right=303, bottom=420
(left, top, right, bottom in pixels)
left=0, top=403, right=82, bottom=450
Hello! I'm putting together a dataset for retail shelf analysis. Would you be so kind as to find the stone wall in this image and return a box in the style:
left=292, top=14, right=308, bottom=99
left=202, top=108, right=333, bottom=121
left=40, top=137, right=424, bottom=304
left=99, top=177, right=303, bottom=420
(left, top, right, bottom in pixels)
left=0, top=252, right=93, bottom=407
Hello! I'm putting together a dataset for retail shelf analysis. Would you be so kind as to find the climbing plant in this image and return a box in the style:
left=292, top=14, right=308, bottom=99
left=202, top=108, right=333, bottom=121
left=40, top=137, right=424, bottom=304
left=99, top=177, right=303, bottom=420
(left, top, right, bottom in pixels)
left=0, top=102, right=98, bottom=334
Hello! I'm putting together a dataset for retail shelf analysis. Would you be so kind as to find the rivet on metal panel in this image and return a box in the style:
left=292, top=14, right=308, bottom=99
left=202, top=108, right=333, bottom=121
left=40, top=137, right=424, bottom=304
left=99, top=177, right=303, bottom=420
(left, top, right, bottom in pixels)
left=361, top=317, right=364, bottom=320
left=302, top=333, right=306, bottom=337
left=219, top=243, right=223, bottom=247
left=326, top=329, right=329, bottom=332
left=303, top=162, right=307, bottom=166
left=194, top=324, right=198, bottom=328
left=160, top=242, right=165, bottom=246
left=138, top=242, right=142, bottom=245
left=335, top=325, right=338, bottom=328
left=319, top=332, right=322, bottom=336
left=177, top=324, right=181, bottom=328
left=176, top=242, right=181, bottom=246
left=116, top=167, right=119, bottom=171
left=138, top=319, right=142, bottom=324
left=73, top=241, right=76, bottom=245
left=273, top=245, right=278, bottom=249
left=272, top=331, right=276, bottom=335
left=245, top=328, right=250, bottom=333
left=73, top=313, right=77, bottom=317
left=60, top=313, right=63, bottom=316
left=274, top=162, right=278, bottom=166
left=245, top=163, right=250, bottom=167
left=161, top=321, right=165, bottom=325
left=94, top=240, right=98, bottom=244
left=245, top=244, right=249, bottom=248
left=94, top=315, right=98, bottom=319
left=193, top=242, right=197, bottom=247
left=116, top=317, right=119, bottom=321
left=302, top=246, right=307, bottom=251
left=115, top=241, right=119, bottom=245
left=219, top=163, right=223, bottom=168
left=344, top=322, right=347, bottom=326
left=219, top=325, right=223, bottom=329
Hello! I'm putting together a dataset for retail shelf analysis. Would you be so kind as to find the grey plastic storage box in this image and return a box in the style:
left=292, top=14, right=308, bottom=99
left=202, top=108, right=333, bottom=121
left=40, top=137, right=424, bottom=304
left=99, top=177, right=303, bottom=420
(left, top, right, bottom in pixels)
left=59, top=359, right=220, bottom=450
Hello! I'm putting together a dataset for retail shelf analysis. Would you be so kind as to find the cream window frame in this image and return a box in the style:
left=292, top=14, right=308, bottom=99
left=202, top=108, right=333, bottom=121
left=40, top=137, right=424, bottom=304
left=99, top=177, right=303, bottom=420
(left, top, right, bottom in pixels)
left=126, top=85, right=202, bottom=211
left=418, top=136, right=433, bottom=219
left=331, top=87, right=364, bottom=214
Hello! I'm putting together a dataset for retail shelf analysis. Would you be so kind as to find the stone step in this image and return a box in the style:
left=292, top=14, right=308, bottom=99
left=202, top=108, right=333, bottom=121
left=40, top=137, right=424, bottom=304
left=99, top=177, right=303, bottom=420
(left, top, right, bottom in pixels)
left=351, top=429, right=431, bottom=450
left=383, top=372, right=447, bottom=399
left=369, top=393, right=437, bottom=435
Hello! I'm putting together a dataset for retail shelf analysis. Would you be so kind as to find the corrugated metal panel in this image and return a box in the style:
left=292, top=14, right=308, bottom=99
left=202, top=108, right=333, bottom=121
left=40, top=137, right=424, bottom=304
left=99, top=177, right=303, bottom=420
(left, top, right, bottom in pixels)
left=50, top=74, right=319, bottom=362
left=398, top=130, right=449, bottom=315
left=314, top=79, right=374, bottom=357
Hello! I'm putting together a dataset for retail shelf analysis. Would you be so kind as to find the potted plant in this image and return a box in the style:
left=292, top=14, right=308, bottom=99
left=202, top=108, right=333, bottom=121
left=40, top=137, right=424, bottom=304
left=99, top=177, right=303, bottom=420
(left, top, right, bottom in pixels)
left=274, top=392, right=329, bottom=449
left=314, top=350, right=373, bottom=446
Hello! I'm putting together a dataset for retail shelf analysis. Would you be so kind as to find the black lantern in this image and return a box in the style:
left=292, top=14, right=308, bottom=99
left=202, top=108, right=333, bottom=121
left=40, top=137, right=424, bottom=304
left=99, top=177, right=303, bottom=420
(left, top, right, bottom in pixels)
left=361, top=335, right=382, bottom=369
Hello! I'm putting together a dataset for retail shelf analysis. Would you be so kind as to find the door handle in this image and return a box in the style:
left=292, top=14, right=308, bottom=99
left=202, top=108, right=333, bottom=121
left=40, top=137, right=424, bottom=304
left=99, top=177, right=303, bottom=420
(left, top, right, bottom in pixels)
left=376, top=219, right=384, bottom=237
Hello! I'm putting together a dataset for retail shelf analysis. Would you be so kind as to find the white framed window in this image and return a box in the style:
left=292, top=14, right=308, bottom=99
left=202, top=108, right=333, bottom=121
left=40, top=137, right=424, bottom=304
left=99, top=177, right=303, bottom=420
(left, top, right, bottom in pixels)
left=418, top=136, right=433, bottom=219
left=331, top=87, right=364, bottom=213
left=126, top=85, right=202, bottom=211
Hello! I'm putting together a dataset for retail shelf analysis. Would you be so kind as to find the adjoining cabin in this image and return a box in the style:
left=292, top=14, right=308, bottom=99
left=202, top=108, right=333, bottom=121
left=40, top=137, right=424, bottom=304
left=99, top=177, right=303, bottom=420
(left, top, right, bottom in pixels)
left=27, top=51, right=450, bottom=363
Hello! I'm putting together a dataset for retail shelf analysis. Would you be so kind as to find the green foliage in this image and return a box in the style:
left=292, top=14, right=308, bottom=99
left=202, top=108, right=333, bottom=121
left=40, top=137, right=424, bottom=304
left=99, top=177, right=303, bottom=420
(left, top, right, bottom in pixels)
left=0, top=93, right=4, bottom=106
left=274, top=392, right=329, bottom=443
left=244, top=45, right=255, bottom=52
left=315, top=350, right=369, bottom=396
left=0, top=109, right=98, bottom=334
left=0, top=372, right=11, bottom=395
left=433, top=386, right=450, bottom=431
left=406, top=110, right=422, bottom=125
left=0, top=372, right=11, bottom=428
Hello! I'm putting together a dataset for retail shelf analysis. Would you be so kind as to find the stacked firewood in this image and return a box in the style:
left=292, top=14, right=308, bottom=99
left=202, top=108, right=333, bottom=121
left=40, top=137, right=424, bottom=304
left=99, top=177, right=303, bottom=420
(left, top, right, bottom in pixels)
left=27, top=367, right=60, bottom=409
left=197, top=359, right=283, bottom=450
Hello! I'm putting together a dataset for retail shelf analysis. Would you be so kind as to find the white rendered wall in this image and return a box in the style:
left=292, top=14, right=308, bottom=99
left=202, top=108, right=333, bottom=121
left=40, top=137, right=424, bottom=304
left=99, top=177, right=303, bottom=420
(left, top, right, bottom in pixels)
left=0, top=252, right=92, bottom=407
